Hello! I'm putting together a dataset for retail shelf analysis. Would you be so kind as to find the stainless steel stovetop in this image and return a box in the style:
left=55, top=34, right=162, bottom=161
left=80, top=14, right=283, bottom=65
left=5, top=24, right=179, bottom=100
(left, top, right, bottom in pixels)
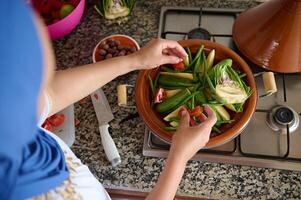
left=142, top=7, right=301, bottom=171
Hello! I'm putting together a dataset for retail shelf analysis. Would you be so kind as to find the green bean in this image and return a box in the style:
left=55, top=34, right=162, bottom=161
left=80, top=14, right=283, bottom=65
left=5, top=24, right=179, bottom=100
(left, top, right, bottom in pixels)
left=148, top=75, right=155, bottom=95
left=163, top=126, right=177, bottom=131
left=190, top=45, right=204, bottom=68
left=161, top=66, right=176, bottom=72
left=212, top=126, right=221, bottom=134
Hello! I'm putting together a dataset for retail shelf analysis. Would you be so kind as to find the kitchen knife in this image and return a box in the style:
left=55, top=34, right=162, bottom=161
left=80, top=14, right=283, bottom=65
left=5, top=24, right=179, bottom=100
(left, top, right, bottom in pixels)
left=91, top=88, right=121, bottom=167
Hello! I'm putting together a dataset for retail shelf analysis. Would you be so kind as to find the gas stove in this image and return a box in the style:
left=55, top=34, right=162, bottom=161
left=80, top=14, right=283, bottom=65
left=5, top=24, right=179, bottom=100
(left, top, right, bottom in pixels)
left=142, top=7, right=301, bottom=171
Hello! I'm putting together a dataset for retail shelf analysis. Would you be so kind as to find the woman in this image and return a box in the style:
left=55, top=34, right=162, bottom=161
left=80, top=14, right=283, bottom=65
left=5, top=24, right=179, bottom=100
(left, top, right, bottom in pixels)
left=0, top=1, right=216, bottom=200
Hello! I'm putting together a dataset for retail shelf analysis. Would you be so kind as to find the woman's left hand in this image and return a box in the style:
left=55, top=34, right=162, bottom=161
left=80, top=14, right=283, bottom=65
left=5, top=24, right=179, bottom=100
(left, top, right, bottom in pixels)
left=131, top=38, right=187, bottom=70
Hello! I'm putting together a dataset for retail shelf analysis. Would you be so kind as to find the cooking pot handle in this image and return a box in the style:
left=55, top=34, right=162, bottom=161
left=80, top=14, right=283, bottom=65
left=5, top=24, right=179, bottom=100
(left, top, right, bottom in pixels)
left=254, top=72, right=277, bottom=98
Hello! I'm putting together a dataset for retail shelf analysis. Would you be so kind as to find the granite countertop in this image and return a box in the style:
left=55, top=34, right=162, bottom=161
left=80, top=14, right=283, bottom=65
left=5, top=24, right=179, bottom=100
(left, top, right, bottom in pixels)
left=53, top=0, right=301, bottom=199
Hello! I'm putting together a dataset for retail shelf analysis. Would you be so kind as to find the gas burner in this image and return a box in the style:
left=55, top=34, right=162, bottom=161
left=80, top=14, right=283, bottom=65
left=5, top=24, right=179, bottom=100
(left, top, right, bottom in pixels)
left=266, top=106, right=300, bottom=134
left=187, top=27, right=211, bottom=40
left=186, top=7, right=211, bottom=40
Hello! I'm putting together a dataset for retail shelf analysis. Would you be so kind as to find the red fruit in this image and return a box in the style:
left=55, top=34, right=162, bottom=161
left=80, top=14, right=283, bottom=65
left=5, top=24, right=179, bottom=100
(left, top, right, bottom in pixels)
left=189, top=106, right=203, bottom=117
left=49, top=0, right=63, bottom=10
left=52, top=10, right=61, bottom=20
left=42, top=120, right=54, bottom=132
left=172, top=62, right=185, bottom=70
left=69, top=0, right=80, bottom=7
left=47, top=114, right=65, bottom=127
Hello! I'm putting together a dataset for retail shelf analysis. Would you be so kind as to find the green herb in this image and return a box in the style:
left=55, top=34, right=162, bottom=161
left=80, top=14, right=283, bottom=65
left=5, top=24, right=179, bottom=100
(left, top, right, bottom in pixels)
left=205, top=59, right=252, bottom=107
left=148, top=75, right=155, bottom=95
left=163, top=126, right=177, bottom=131
left=190, top=45, right=204, bottom=68
left=153, top=73, right=160, bottom=91
left=212, top=126, right=221, bottom=134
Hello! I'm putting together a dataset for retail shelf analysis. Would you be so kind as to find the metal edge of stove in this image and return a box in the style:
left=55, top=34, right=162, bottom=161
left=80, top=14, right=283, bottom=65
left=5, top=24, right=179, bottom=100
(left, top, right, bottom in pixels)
left=158, top=6, right=245, bottom=38
left=142, top=129, right=301, bottom=172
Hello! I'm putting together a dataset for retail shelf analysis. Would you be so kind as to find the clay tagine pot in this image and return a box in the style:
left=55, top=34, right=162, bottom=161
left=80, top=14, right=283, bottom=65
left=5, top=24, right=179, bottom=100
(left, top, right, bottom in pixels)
left=233, top=0, right=301, bottom=73
left=135, top=39, right=257, bottom=149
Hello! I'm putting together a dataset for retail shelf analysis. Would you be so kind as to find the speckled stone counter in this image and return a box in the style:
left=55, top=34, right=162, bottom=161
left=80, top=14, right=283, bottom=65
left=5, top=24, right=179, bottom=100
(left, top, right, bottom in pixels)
left=53, top=1, right=301, bottom=199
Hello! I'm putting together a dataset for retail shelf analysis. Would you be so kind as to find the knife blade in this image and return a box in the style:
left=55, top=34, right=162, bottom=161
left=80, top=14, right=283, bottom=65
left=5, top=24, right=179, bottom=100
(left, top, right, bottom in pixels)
left=91, top=88, right=121, bottom=167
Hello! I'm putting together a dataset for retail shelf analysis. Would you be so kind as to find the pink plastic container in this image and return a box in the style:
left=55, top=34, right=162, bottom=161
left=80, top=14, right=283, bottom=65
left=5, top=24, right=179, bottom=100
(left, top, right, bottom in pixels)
left=47, top=0, right=85, bottom=40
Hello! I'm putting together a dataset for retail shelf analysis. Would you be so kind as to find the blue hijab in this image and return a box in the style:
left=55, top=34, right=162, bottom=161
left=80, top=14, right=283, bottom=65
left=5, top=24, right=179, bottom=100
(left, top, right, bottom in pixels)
left=0, top=1, right=69, bottom=199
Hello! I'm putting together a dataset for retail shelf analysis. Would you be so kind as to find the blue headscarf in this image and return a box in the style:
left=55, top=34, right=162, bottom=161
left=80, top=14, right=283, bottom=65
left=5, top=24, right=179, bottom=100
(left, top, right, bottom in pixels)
left=0, top=1, right=69, bottom=199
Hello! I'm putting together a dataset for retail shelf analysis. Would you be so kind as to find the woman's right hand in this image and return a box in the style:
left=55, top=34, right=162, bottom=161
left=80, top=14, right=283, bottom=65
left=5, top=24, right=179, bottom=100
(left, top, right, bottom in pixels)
left=130, top=38, right=187, bottom=70
left=169, top=105, right=217, bottom=163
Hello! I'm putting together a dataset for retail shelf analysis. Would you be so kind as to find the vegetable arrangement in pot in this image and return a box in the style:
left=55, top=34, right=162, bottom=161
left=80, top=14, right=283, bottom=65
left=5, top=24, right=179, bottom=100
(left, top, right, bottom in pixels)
left=148, top=45, right=252, bottom=136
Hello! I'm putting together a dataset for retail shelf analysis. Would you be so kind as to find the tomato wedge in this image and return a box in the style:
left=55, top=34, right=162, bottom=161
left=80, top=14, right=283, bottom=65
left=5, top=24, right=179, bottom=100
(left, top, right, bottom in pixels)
left=47, top=114, right=65, bottom=127
left=42, top=120, right=54, bottom=132
left=172, top=61, right=185, bottom=70
left=189, top=106, right=203, bottom=117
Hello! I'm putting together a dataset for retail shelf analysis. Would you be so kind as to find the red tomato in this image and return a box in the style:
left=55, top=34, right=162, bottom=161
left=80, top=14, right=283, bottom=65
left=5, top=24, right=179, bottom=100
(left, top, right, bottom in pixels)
left=172, top=62, right=185, bottom=70
left=42, top=120, right=54, bottom=132
left=189, top=106, right=203, bottom=117
left=154, top=88, right=166, bottom=103
left=47, top=114, right=65, bottom=127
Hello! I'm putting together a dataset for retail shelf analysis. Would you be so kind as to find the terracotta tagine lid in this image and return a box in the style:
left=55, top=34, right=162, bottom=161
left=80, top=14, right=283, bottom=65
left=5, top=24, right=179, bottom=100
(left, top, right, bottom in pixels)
left=233, top=0, right=301, bottom=73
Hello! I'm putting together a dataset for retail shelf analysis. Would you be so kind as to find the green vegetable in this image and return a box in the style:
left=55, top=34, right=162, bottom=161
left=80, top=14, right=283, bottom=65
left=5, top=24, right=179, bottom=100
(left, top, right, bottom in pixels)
left=215, top=119, right=235, bottom=127
left=193, top=56, right=201, bottom=81
left=158, top=75, right=195, bottom=88
left=163, top=106, right=184, bottom=121
left=185, top=47, right=192, bottom=67
left=224, top=103, right=244, bottom=113
left=170, top=121, right=179, bottom=127
left=200, top=51, right=208, bottom=85
left=95, top=0, right=136, bottom=20
left=160, top=72, right=193, bottom=80
left=168, top=117, right=180, bottom=122
left=214, top=105, right=230, bottom=121
left=163, top=126, right=177, bottom=131
left=148, top=75, right=155, bottom=95
left=195, top=90, right=207, bottom=104
left=157, top=89, right=191, bottom=113
left=165, top=89, right=181, bottom=98
left=208, top=105, right=221, bottom=121
left=206, top=59, right=251, bottom=105
left=206, top=49, right=215, bottom=71
left=190, top=45, right=204, bottom=68
left=212, top=126, right=221, bottom=134
left=183, top=56, right=189, bottom=68
left=161, top=66, right=176, bottom=72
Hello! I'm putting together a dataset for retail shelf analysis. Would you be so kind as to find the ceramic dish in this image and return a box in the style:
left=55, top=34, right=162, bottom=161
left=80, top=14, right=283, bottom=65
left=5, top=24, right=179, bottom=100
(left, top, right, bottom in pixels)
left=92, top=34, right=140, bottom=63
left=135, top=39, right=257, bottom=148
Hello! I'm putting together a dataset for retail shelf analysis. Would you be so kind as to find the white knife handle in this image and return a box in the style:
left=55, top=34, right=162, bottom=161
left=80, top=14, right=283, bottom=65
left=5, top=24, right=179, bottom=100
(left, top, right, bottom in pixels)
left=99, top=124, right=121, bottom=167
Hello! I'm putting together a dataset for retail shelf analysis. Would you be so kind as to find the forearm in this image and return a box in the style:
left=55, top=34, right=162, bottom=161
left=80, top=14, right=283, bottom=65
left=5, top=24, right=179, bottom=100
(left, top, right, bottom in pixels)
left=46, top=54, right=139, bottom=115
left=146, top=151, right=187, bottom=200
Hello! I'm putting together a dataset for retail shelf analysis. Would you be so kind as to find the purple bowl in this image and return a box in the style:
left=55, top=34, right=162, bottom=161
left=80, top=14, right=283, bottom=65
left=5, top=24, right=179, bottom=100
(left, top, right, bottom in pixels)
left=47, top=0, right=85, bottom=40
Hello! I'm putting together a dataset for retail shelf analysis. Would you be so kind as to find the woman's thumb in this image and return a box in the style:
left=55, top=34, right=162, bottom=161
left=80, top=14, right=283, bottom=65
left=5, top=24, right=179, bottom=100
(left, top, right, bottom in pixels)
left=178, top=108, right=190, bottom=129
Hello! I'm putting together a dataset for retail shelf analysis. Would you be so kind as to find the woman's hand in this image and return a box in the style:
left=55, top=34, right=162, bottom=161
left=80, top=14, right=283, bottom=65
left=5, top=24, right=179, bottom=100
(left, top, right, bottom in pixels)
left=131, top=38, right=187, bottom=70
left=170, top=105, right=217, bottom=163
